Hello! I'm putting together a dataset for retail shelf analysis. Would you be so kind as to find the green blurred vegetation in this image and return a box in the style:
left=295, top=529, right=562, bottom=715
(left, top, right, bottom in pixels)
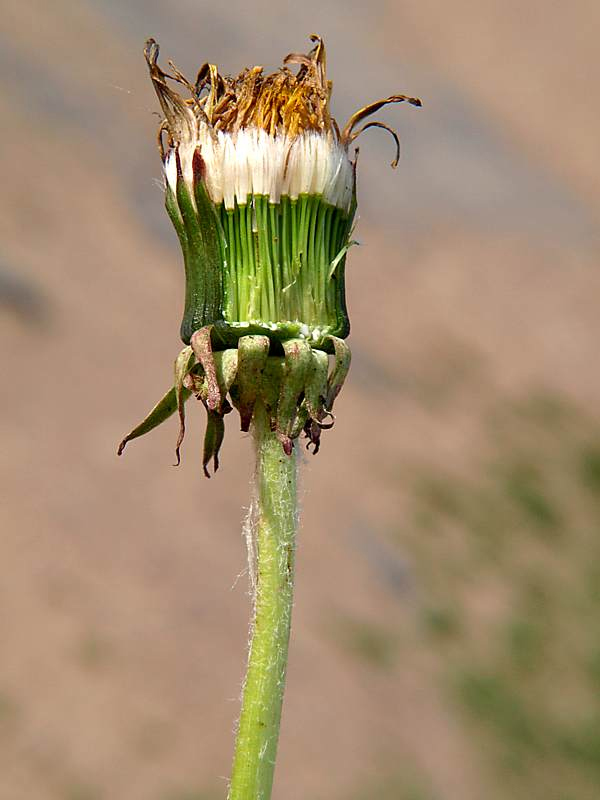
left=64, top=786, right=101, bottom=800
left=401, top=390, right=600, bottom=800
left=327, top=614, right=400, bottom=670
left=161, top=791, right=220, bottom=800
left=347, top=774, right=434, bottom=800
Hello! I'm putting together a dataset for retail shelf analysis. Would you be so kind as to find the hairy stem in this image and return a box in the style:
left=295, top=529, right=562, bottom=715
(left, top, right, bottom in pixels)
left=228, top=402, right=298, bottom=800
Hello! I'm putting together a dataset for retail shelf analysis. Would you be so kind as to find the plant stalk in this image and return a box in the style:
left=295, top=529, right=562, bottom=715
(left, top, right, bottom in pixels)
left=228, top=401, right=298, bottom=800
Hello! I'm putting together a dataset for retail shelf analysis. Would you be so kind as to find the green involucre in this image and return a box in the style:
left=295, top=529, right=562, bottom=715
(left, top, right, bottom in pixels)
left=219, top=195, right=353, bottom=338
left=167, top=179, right=355, bottom=347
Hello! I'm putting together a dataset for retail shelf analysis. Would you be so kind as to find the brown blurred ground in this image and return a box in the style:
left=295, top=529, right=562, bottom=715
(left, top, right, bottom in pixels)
left=1, top=2, right=599, bottom=799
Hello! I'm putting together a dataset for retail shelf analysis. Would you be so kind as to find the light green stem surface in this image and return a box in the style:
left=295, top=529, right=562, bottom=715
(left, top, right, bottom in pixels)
left=228, top=403, right=298, bottom=800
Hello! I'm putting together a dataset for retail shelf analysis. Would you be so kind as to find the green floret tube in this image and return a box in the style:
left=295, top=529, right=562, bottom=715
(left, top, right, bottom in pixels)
left=219, top=194, right=352, bottom=340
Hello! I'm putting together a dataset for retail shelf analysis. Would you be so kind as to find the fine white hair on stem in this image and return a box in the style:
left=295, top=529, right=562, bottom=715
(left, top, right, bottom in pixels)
left=242, top=478, right=259, bottom=595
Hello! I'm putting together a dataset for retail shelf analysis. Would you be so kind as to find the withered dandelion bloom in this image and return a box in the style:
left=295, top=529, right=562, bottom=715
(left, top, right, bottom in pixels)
left=120, top=35, right=420, bottom=472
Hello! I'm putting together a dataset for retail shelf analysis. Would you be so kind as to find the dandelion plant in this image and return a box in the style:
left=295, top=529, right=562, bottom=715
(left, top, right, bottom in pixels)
left=119, top=34, right=420, bottom=800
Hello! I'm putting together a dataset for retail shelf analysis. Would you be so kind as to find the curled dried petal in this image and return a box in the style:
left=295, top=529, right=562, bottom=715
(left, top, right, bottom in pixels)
left=348, top=120, right=401, bottom=168
left=341, top=94, right=421, bottom=145
left=144, top=39, right=199, bottom=146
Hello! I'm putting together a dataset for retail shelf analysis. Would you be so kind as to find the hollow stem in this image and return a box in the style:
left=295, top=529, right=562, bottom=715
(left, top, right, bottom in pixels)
left=228, top=401, right=298, bottom=800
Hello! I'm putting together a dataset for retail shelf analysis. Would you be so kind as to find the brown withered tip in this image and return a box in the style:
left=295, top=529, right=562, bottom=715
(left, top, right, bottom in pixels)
left=277, top=433, right=294, bottom=457
left=144, top=38, right=159, bottom=65
left=340, top=93, right=422, bottom=145
left=192, top=148, right=206, bottom=180
left=144, top=34, right=421, bottom=158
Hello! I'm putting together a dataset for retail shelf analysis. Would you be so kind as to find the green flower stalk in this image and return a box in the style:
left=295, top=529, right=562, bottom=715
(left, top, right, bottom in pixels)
left=119, top=34, right=420, bottom=799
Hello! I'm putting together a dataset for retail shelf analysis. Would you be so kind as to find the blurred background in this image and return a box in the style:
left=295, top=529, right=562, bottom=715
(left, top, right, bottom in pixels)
left=2, top=1, right=600, bottom=798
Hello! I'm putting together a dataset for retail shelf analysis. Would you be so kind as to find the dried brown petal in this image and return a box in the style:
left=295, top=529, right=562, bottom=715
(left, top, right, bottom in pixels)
left=348, top=120, right=402, bottom=168
left=341, top=94, right=421, bottom=145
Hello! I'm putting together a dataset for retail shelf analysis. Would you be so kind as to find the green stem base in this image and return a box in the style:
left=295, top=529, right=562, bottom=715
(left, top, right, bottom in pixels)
left=228, top=402, right=298, bottom=800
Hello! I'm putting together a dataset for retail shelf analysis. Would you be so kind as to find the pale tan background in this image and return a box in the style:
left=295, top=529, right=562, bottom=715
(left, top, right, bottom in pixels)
left=2, top=2, right=600, bottom=799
